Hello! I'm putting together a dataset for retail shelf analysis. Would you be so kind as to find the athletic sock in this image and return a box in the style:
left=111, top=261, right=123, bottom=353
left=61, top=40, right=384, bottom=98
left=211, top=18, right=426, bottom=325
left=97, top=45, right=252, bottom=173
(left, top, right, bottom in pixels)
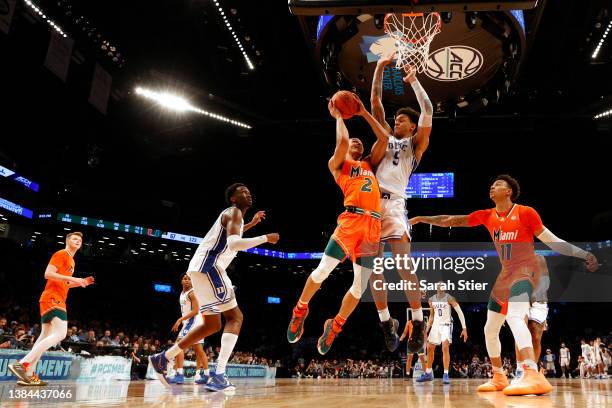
left=523, top=359, right=538, bottom=371
left=426, top=368, right=432, bottom=374
left=516, top=361, right=524, bottom=371
left=176, top=368, right=184, bottom=375
left=333, top=315, right=346, bottom=331
left=216, top=333, right=239, bottom=375
left=296, top=300, right=308, bottom=312
left=204, top=368, right=210, bottom=376
left=412, top=308, right=423, bottom=322
left=164, top=344, right=182, bottom=361
left=444, top=370, right=449, bottom=374
left=378, top=308, right=391, bottom=322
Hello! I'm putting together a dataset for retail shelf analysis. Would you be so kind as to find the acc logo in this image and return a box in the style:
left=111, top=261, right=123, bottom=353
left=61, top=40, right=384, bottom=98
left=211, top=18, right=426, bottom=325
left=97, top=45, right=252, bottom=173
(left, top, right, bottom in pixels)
left=425, top=46, right=483, bottom=82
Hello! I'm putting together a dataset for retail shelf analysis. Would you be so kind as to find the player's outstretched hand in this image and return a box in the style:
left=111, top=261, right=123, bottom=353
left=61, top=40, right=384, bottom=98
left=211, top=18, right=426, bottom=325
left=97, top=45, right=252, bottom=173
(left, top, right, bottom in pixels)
left=84, top=276, right=95, bottom=286
left=171, top=318, right=182, bottom=332
left=377, top=50, right=396, bottom=67
left=266, top=233, right=280, bottom=244
left=250, top=211, right=266, bottom=226
left=73, top=277, right=87, bottom=288
left=461, top=328, right=468, bottom=342
left=585, top=253, right=600, bottom=272
left=403, top=64, right=417, bottom=83
left=409, top=216, right=423, bottom=226
left=328, top=100, right=342, bottom=119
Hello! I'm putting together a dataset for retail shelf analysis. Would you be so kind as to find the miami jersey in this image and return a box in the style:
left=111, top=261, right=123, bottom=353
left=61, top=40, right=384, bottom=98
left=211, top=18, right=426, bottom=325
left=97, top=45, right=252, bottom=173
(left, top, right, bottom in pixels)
left=430, top=293, right=453, bottom=325
left=336, top=159, right=381, bottom=213
left=188, top=208, right=244, bottom=273
left=468, top=204, right=543, bottom=269
left=376, top=135, right=417, bottom=198
left=41, top=249, right=75, bottom=302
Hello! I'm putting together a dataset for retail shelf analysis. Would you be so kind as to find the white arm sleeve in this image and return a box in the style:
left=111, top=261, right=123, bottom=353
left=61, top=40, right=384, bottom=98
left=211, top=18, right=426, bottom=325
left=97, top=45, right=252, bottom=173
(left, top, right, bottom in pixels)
left=227, top=234, right=267, bottom=251
left=536, top=228, right=589, bottom=259
left=453, top=304, right=466, bottom=329
left=410, top=79, right=433, bottom=127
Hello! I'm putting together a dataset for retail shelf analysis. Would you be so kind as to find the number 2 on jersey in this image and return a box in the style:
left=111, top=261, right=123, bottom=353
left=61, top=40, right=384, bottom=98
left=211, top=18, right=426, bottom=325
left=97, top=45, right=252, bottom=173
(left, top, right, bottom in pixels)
left=361, top=177, right=373, bottom=192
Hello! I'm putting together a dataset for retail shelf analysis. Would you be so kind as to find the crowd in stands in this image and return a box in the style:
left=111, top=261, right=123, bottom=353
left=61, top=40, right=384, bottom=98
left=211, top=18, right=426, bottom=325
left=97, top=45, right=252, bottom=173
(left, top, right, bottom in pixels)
left=0, top=314, right=279, bottom=380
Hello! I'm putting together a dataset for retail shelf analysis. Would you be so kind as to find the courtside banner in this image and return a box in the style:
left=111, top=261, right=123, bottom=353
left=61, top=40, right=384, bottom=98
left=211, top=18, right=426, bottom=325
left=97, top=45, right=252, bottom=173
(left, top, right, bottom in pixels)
left=75, top=356, right=132, bottom=381
left=0, top=351, right=74, bottom=381
left=146, top=361, right=272, bottom=380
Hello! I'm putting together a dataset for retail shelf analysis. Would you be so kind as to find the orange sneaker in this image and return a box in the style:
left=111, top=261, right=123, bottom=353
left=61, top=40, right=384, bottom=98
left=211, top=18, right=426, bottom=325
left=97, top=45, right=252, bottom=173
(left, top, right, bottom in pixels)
left=477, top=372, right=509, bottom=392
left=503, top=368, right=552, bottom=396
left=287, top=305, right=309, bottom=344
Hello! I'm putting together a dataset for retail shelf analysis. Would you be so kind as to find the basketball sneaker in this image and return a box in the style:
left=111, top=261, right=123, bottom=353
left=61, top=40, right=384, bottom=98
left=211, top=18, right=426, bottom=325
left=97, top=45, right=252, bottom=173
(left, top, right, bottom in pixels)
left=195, top=374, right=210, bottom=385
left=8, top=362, right=29, bottom=383
left=205, top=373, right=236, bottom=392
left=317, top=319, right=342, bottom=355
left=443, top=373, right=450, bottom=384
left=381, top=318, right=400, bottom=352
left=407, top=320, right=425, bottom=353
left=17, top=374, right=47, bottom=386
left=416, top=371, right=433, bottom=382
left=503, top=368, right=552, bottom=395
left=287, top=305, right=309, bottom=344
left=168, top=373, right=184, bottom=384
left=477, top=372, right=509, bottom=392
left=148, top=352, right=169, bottom=387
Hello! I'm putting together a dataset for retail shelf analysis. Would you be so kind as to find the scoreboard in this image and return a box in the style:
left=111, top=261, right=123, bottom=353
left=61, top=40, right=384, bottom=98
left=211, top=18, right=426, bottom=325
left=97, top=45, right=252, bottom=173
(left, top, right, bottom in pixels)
left=57, top=213, right=162, bottom=237
left=407, top=172, right=454, bottom=198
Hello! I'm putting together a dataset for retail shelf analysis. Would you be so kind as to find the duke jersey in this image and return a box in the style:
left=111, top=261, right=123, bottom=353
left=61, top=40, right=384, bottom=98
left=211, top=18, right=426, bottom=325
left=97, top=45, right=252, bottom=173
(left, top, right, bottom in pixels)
left=560, top=347, right=570, bottom=360
left=582, top=343, right=592, bottom=360
left=188, top=207, right=244, bottom=273
left=179, top=288, right=194, bottom=317
left=430, top=293, right=452, bottom=325
left=376, top=135, right=417, bottom=199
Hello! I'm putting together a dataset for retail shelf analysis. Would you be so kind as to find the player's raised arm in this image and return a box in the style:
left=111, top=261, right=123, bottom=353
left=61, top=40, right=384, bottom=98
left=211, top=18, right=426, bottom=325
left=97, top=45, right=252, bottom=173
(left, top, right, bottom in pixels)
left=449, top=296, right=468, bottom=342
left=370, top=51, right=394, bottom=133
left=409, top=215, right=470, bottom=228
left=403, top=66, right=433, bottom=163
left=225, top=207, right=279, bottom=251
left=356, top=99, right=391, bottom=167
left=244, top=210, right=266, bottom=233
left=534, top=227, right=599, bottom=272
left=327, top=100, right=350, bottom=177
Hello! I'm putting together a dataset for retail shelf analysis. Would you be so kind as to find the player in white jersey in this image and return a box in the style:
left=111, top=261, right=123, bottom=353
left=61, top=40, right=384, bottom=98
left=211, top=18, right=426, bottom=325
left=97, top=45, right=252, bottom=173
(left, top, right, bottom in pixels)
left=167, top=273, right=209, bottom=384
left=593, top=338, right=607, bottom=379
left=512, top=255, right=549, bottom=382
left=149, top=183, right=279, bottom=391
left=369, top=51, right=433, bottom=353
left=580, top=339, right=594, bottom=378
left=559, top=342, right=571, bottom=378
left=417, top=282, right=468, bottom=384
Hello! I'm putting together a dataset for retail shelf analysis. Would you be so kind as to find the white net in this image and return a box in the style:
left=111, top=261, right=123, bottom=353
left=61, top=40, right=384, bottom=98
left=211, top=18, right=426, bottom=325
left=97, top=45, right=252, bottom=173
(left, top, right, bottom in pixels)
left=384, top=12, right=442, bottom=73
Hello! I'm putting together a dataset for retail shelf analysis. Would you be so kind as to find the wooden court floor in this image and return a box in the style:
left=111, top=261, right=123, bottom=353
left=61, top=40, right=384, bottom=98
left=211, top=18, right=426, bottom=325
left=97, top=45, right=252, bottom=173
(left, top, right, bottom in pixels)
left=0, top=378, right=610, bottom=407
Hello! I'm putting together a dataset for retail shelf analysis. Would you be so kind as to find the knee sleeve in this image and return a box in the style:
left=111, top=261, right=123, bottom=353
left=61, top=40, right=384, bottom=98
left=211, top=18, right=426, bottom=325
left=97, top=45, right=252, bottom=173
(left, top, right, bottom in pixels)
left=310, top=255, right=340, bottom=284
left=348, top=263, right=372, bottom=299
left=506, top=301, right=533, bottom=350
left=484, top=310, right=505, bottom=358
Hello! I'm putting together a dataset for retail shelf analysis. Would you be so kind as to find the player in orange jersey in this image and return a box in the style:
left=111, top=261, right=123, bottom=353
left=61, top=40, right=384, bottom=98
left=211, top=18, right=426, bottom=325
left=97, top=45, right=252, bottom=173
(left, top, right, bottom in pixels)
left=410, top=175, right=599, bottom=396
left=9, top=232, right=94, bottom=386
left=287, top=96, right=392, bottom=355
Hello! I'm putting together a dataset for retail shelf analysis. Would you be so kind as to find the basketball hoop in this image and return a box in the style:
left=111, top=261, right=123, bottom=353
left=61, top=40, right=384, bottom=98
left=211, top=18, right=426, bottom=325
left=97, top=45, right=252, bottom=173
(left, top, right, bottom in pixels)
left=384, top=12, right=442, bottom=73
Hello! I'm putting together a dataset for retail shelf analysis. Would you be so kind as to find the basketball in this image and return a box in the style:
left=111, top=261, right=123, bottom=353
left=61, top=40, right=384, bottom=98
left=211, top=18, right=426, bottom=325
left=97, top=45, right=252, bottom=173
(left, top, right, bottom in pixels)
left=331, top=90, right=360, bottom=119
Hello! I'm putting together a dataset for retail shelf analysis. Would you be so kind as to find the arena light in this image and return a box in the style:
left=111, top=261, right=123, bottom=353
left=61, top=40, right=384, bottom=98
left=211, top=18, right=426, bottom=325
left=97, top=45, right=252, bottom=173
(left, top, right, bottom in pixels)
left=23, top=0, right=68, bottom=38
left=212, top=0, right=254, bottom=70
left=135, top=87, right=252, bottom=129
left=594, top=108, right=612, bottom=119
left=592, top=20, right=612, bottom=59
